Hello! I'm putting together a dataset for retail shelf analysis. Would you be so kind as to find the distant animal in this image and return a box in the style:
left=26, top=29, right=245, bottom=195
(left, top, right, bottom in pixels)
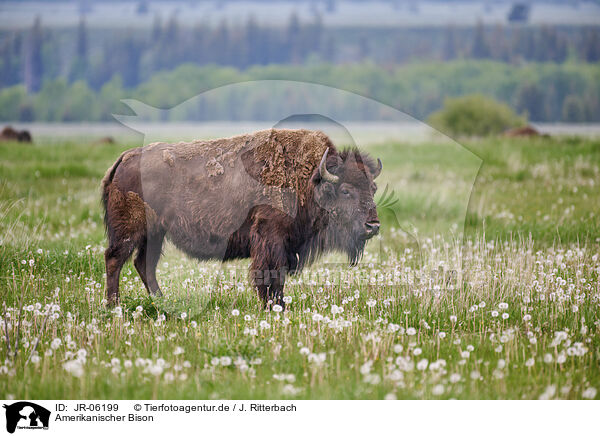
left=101, top=129, right=382, bottom=309
left=0, top=126, right=32, bottom=143
left=95, top=136, right=115, bottom=145
left=503, top=125, right=542, bottom=138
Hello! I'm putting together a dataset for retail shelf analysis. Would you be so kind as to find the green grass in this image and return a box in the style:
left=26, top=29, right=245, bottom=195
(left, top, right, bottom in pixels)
left=0, top=135, right=599, bottom=399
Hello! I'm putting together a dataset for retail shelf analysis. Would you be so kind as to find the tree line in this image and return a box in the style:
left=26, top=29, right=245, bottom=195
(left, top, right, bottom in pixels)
left=1, top=15, right=600, bottom=93
left=1, top=61, right=598, bottom=122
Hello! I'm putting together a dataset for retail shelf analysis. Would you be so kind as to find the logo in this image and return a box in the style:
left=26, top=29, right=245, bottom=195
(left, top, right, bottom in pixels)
left=2, top=402, right=50, bottom=433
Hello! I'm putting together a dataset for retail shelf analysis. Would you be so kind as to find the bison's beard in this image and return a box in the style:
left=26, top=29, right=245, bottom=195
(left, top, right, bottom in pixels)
left=326, top=220, right=368, bottom=267
left=347, top=238, right=366, bottom=266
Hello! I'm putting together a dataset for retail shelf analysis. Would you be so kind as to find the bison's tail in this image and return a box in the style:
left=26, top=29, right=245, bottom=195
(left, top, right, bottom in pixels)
left=101, top=151, right=127, bottom=229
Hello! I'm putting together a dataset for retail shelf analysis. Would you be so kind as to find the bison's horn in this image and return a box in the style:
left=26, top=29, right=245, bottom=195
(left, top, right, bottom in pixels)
left=319, top=148, right=340, bottom=184
left=373, top=158, right=383, bottom=179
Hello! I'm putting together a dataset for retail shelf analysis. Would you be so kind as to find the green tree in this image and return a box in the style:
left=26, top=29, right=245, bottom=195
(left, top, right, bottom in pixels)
left=562, top=95, right=586, bottom=122
left=69, top=17, right=88, bottom=82
left=24, top=16, right=43, bottom=93
left=0, top=85, right=29, bottom=120
left=428, top=94, right=526, bottom=136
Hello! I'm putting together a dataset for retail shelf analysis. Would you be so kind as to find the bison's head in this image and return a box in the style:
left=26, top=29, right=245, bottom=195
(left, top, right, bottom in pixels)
left=312, top=148, right=382, bottom=264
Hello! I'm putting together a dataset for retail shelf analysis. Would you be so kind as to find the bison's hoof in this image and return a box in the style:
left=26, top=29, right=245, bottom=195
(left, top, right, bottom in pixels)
left=106, top=295, right=119, bottom=307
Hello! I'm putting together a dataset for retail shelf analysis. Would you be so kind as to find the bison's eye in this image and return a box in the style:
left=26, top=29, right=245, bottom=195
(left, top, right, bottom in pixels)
left=340, top=187, right=351, bottom=197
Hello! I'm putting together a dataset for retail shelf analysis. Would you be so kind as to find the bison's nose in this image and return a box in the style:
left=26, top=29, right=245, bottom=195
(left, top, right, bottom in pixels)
left=365, top=220, right=380, bottom=236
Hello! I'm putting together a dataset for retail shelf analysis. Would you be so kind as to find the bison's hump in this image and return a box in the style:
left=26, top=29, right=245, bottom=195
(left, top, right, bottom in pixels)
left=141, top=129, right=333, bottom=205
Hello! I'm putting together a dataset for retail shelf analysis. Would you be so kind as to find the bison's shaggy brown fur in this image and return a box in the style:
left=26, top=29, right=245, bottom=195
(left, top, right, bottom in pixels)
left=102, top=128, right=381, bottom=308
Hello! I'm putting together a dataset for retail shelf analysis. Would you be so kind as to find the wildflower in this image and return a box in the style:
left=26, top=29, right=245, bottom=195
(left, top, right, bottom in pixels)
left=525, top=358, right=535, bottom=367
left=272, top=304, right=283, bottom=313
left=148, top=364, right=163, bottom=376
left=543, top=354, right=553, bottom=363
left=438, top=332, right=446, bottom=339
left=432, top=384, right=444, bottom=396
left=492, top=369, right=504, bottom=379
left=416, top=359, right=428, bottom=371
left=450, top=315, right=457, bottom=323
left=582, top=387, right=597, bottom=399
left=283, top=296, right=292, bottom=304
left=364, top=373, right=381, bottom=385
left=387, top=323, right=400, bottom=332
left=63, top=360, right=84, bottom=377
left=449, top=374, right=461, bottom=383
left=259, top=320, right=271, bottom=330
left=331, top=305, right=343, bottom=315
left=299, top=347, right=310, bottom=356
left=466, top=345, right=474, bottom=352
left=220, top=356, right=232, bottom=366
left=502, top=313, right=509, bottom=320
left=366, top=299, right=376, bottom=308
left=470, top=370, right=481, bottom=380
left=174, top=347, right=184, bottom=356
left=491, top=311, right=499, bottom=317
left=498, top=302, right=508, bottom=310
left=523, top=314, right=532, bottom=322
left=51, top=338, right=62, bottom=350
left=307, top=353, right=326, bottom=365
left=406, top=327, right=417, bottom=336
left=231, top=309, right=240, bottom=317
left=31, top=355, right=40, bottom=364
left=413, top=348, right=422, bottom=356
left=393, top=344, right=403, bottom=353
left=539, top=385, right=556, bottom=400
left=180, top=312, right=187, bottom=320
left=360, top=361, right=373, bottom=375
left=384, top=393, right=397, bottom=400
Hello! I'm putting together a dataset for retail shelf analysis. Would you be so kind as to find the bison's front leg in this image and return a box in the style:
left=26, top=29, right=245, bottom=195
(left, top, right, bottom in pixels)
left=250, top=263, right=287, bottom=310
left=249, top=231, right=288, bottom=310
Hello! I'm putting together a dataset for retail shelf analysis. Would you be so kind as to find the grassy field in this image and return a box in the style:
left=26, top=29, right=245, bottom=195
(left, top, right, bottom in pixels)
left=0, top=134, right=599, bottom=399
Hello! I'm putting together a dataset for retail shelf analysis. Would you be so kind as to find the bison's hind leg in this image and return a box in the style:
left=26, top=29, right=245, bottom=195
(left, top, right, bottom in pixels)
left=105, top=242, right=136, bottom=306
left=134, top=231, right=165, bottom=297
left=104, top=186, right=155, bottom=305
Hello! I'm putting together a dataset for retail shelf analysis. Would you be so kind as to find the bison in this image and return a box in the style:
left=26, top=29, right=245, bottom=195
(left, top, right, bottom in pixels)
left=101, top=128, right=381, bottom=309
left=0, top=126, right=32, bottom=143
